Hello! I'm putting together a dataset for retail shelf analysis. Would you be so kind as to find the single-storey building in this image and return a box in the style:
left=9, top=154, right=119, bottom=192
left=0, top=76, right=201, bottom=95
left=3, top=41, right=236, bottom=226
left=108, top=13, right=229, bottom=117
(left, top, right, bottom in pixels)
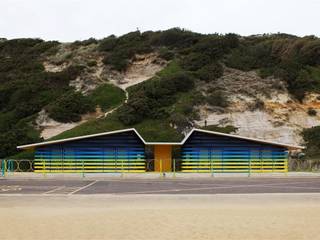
left=17, top=128, right=303, bottom=173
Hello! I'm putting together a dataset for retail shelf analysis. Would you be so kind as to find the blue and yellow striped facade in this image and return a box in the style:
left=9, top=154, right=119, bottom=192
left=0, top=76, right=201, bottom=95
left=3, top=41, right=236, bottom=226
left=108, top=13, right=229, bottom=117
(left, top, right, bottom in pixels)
left=34, top=131, right=146, bottom=173
left=181, top=131, right=288, bottom=173
left=18, top=128, right=298, bottom=173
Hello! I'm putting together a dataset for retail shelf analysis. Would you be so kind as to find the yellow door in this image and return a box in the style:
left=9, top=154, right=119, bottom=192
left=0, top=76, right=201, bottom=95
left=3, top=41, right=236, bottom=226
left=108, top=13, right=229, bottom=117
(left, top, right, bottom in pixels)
left=154, top=145, right=172, bottom=172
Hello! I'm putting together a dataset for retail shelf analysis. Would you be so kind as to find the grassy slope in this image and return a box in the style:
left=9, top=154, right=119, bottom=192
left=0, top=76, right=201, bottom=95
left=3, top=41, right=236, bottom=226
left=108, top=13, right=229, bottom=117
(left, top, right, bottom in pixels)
left=88, top=83, right=126, bottom=111
left=51, top=113, right=182, bottom=142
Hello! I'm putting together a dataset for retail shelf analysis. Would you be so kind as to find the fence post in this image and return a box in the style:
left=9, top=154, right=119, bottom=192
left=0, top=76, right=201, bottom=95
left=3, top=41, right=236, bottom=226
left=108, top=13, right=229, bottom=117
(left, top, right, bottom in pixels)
left=160, top=159, right=163, bottom=178
left=211, top=155, right=214, bottom=178
left=10, top=160, right=13, bottom=173
left=42, top=159, right=46, bottom=178
left=1, top=160, right=6, bottom=177
left=285, top=152, right=288, bottom=177
left=248, top=151, right=251, bottom=177
left=6, top=160, right=10, bottom=174
left=173, top=158, right=176, bottom=178
left=121, top=159, right=124, bottom=178
left=4, top=160, right=7, bottom=177
left=7, top=160, right=10, bottom=174
left=82, top=159, right=85, bottom=178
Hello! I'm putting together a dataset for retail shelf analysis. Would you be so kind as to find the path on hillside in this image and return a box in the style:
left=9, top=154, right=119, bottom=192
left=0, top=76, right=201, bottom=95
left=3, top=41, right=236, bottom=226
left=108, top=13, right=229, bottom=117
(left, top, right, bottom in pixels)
left=103, top=85, right=129, bottom=117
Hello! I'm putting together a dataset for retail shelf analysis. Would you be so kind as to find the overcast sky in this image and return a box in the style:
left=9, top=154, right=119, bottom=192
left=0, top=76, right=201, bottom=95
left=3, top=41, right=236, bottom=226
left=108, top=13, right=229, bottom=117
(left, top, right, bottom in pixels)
left=0, top=0, right=319, bottom=42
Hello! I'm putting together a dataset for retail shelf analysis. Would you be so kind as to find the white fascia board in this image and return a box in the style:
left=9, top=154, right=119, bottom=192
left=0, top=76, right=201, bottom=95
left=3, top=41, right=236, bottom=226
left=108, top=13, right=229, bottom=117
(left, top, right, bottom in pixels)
left=187, top=128, right=304, bottom=150
left=17, top=128, right=143, bottom=149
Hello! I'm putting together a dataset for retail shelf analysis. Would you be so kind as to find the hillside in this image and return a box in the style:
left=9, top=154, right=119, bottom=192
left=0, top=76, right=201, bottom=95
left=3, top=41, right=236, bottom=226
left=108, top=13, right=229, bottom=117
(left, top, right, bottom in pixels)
left=1, top=29, right=320, bottom=159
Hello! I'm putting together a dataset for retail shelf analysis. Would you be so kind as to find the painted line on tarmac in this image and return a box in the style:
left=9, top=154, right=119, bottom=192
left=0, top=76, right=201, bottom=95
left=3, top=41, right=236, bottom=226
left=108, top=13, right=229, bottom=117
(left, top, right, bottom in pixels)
left=116, top=181, right=320, bottom=194
left=43, top=186, right=65, bottom=195
left=69, top=180, right=98, bottom=195
left=177, top=180, right=319, bottom=188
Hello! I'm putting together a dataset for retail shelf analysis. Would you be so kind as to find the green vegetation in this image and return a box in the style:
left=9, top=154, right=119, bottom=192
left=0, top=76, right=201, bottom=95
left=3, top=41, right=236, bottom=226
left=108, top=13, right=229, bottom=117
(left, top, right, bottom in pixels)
left=201, top=125, right=238, bottom=134
left=225, top=35, right=320, bottom=100
left=196, top=62, right=223, bottom=82
left=302, top=126, right=320, bottom=158
left=47, top=92, right=95, bottom=123
left=206, top=90, right=229, bottom=108
left=118, top=71, right=195, bottom=125
left=0, top=37, right=129, bottom=158
left=51, top=112, right=183, bottom=143
left=47, top=83, right=126, bottom=123
left=87, top=83, right=126, bottom=111
left=2, top=30, right=320, bottom=159
left=99, top=31, right=153, bottom=71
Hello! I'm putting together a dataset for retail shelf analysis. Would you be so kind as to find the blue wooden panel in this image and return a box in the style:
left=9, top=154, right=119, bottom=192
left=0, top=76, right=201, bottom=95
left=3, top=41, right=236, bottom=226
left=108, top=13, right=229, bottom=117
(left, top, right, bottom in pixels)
left=35, top=131, right=146, bottom=173
left=181, top=132, right=288, bottom=173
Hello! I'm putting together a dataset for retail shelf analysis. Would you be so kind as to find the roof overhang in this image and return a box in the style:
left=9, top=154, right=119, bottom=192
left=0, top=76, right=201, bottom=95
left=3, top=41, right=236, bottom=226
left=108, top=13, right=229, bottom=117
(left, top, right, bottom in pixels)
left=17, top=128, right=304, bottom=150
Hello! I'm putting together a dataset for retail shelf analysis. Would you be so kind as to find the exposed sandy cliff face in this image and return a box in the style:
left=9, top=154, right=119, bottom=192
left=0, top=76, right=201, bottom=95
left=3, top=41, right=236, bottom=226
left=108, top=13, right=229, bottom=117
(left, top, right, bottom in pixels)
left=106, top=53, right=167, bottom=90
left=39, top=48, right=319, bottom=145
left=196, top=68, right=320, bottom=145
left=37, top=49, right=166, bottom=139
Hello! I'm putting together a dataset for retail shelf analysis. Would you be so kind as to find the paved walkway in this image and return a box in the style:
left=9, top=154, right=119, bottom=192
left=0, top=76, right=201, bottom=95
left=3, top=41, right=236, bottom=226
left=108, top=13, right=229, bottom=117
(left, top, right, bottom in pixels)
left=1, top=177, right=320, bottom=195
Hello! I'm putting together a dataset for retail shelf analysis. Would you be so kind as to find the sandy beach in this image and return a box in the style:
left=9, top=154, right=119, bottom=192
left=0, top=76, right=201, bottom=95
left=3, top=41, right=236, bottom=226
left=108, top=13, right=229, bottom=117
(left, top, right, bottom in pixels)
left=0, top=194, right=319, bottom=240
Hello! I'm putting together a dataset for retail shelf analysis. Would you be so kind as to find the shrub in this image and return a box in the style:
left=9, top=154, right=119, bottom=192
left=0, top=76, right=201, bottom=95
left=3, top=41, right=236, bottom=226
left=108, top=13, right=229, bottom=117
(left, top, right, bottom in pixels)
left=197, top=62, right=223, bottom=81
left=308, top=108, right=317, bottom=116
left=181, top=52, right=211, bottom=71
left=258, top=67, right=274, bottom=78
left=201, top=124, right=237, bottom=134
left=298, top=39, right=320, bottom=66
left=302, top=126, right=320, bottom=157
left=169, top=113, right=193, bottom=131
left=118, top=72, right=195, bottom=125
left=224, top=33, right=240, bottom=49
left=44, top=65, right=84, bottom=88
left=207, top=90, right=229, bottom=108
left=98, top=35, right=118, bottom=52
left=150, top=28, right=200, bottom=49
left=103, top=50, right=130, bottom=71
left=192, top=36, right=226, bottom=59
left=118, top=95, right=152, bottom=125
left=47, top=92, right=95, bottom=122
left=72, top=38, right=98, bottom=47
left=158, top=47, right=175, bottom=60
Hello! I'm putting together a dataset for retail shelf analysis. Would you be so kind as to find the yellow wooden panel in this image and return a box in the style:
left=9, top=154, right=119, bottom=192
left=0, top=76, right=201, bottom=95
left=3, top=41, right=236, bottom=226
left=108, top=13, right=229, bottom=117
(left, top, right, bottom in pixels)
left=154, top=145, right=172, bottom=172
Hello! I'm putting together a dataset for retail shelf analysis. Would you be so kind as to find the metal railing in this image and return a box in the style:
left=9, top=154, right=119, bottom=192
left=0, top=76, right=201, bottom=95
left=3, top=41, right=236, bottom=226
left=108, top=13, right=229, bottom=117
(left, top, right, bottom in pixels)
left=0, top=158, right=288, bottom=178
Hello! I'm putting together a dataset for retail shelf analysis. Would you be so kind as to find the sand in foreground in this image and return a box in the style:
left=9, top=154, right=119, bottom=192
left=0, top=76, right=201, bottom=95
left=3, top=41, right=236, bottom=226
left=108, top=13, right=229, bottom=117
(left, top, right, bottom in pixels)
left=0, top=194, right=319, bottom=240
